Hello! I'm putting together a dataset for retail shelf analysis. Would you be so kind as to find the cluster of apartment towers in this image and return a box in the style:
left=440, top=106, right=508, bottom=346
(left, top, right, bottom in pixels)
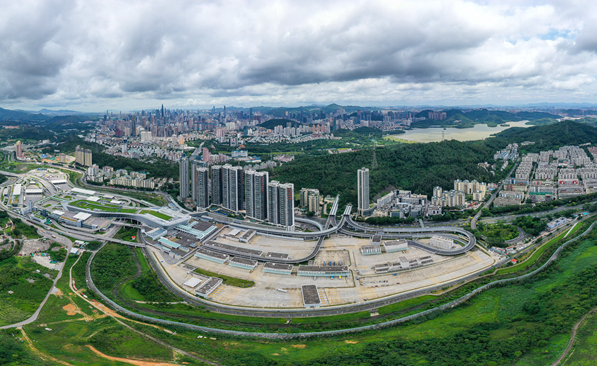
left=179, top=156, right=295, bottom=229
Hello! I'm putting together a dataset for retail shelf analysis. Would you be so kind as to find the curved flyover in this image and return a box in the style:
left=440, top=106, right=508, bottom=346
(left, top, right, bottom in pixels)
left=200, top=214, right=349, bottom=264
left=343, top=216, right=476, bottom=255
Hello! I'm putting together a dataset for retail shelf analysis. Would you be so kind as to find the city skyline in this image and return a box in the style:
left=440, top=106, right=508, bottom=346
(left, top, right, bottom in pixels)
left=3, top=1, right=597, bottom=111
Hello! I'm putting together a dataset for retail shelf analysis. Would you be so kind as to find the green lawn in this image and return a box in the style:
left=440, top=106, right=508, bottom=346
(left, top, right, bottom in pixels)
left=193, top=267, right=254, bottom=288
left=140, top=210, right=172, bottom=220
left=118, top=208, right=139, bottom=214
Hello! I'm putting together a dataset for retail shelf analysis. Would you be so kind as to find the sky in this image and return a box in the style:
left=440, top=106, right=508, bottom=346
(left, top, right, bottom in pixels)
left=2, top=0, right=597, bottom=112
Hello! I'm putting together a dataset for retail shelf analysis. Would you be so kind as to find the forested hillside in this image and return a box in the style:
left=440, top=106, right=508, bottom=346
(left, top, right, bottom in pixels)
left=272, top=139, right=496, bottom=206
left=485, top=120, right=597, bottom=153
left=273, top=121, right=597, bottom=206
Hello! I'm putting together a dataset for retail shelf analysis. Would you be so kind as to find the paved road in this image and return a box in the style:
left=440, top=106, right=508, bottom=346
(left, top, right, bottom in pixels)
left=471, top=161, right=518, bottom=230
left=0, top=229, right=72, bottom=330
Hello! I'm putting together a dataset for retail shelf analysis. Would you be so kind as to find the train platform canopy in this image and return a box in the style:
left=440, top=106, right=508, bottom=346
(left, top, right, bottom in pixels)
left=72, top=187, right=96, bottom=196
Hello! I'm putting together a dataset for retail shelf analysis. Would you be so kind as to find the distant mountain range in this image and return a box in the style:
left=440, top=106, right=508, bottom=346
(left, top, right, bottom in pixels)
left=0, top=107, right=96, bottom=122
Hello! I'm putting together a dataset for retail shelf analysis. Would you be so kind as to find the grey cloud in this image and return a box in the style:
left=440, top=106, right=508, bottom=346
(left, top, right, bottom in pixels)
left=0, top=0, right=596, bottom=109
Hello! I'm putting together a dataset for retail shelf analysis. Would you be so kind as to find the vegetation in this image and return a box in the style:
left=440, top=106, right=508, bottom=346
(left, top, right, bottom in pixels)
left=10, top=218, right=41, bottom=239
left=514, top=216, right=548, bottom=236
left=129, top=249, right=178, bottom=303
left=193, top=267, right=254, bottom=288
left=85, top=241, right=102, bottom=250
left=473, top=222, right=519, bottom=248
left=0, top=256, right=54, bottom=326
left=141, top=210, right=172, bottom=220
left=273, top=139, right=496, bottom=206
left=0, top=330, right=54, bottom=365
left=114, top=226, right=138, bottom=242
left=258, top=118, right=303, bottom=129
left=90, top=243, right=137, bottom=293
left=51, top=247, right=67, bottom=262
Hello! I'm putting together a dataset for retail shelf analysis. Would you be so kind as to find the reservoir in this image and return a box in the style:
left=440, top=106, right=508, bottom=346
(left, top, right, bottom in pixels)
left=392, top=120, right=532, bottom=143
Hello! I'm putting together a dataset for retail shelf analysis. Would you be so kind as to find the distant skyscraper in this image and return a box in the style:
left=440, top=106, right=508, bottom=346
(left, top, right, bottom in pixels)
left=211, top=165, right=223, bottom=205
left=179, top=155, right=190, bottom=199
left=195, top=167, right=210, bottom=209
left=15, top=141, right=22, bottom=158
left=245, top=170, right=268, bottom=220
left=357, top=167, right=370, bottom=216
left=131, top=115, right=137, bottom=137
left=268, top=181, right=294, bottom=229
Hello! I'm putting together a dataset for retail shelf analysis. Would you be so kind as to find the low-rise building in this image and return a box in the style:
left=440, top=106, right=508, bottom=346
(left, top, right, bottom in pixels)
left=429, top=235, right=453, bottom=250
left=263, top=262, right=293, bottom=275
left=360, top=244, right=382, bottom=255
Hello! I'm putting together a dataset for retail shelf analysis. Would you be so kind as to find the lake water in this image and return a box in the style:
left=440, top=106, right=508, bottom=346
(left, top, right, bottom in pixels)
left=391, top=120, right=531, bottom=143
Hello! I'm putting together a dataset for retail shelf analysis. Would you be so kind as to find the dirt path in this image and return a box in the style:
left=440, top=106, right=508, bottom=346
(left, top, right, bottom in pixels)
left=552, top=306, right=597, bottom=366
left=85, top=345, right=179, bottom=366
left=70, top=251, right=219, bottom=365
left=19, top=327, right=74, bottom=366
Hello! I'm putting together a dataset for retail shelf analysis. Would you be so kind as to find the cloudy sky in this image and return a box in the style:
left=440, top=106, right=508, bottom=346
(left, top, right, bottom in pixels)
left=2, top=0, right=597, bottom=112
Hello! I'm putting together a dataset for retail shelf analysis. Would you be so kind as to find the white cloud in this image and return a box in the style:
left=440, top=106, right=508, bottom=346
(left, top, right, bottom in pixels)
left=1, top=0, right=597, bottom=111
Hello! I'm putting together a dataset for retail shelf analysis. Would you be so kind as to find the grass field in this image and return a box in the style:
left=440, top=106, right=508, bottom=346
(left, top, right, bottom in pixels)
left=118, top=208, right=139, bottom=214
left=193, top=267, right=254, bottom=288
left=140, top=210, right=172, bottom=220
left=70, top=199, right=121, bottom=212
left=0, top=256, right=56, bottom=326
left=15, top=249, right=189, bottom=366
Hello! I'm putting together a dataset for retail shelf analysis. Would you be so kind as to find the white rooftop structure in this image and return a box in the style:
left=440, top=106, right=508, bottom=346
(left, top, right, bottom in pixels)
left=13, top=184, right=22, bottom=196
left=86, top=196, right=101, bottom=202
left=183, top=277, right=202, bottom=288
left=72, top=187, right=96, bottom=196
left=73, top=212, right=92, bottom=221
left=52, top=210, right=65, bottom=216
left=26, top=188, right=43, bottom=194
left=50, top=179, right=67, bottom=184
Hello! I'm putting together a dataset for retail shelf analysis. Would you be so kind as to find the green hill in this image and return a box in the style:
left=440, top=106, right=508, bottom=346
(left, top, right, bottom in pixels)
left=259, top=119, right=303, bottom=129
left=0, top=107, right=47, bottom=121
left=272, top=121, right=597, bottom=206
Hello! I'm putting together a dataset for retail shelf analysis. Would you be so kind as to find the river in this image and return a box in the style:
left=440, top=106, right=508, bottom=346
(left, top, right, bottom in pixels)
left=390, top=120, right=531, bottom=143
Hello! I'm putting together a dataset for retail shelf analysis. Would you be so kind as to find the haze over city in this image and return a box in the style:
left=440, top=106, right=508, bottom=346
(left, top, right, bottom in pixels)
left=3, top=0, right=597, bottom=112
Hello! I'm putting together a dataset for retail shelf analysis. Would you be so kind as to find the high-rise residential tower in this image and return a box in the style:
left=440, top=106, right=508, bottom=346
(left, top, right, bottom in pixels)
left=245, top=170, right=268, bottom=220
left=211, top=165, right=223, bottom=205
left=195, top=167, right=210, bottom=209
left=221, top=164, right=244, bottom=212
left=15, top=141, right=22, bottom=158
left=357, top=167, right=370, bottom=216
left=179, top=155, right=190, bottom=199
left=268, top=181, right=294, bottom=229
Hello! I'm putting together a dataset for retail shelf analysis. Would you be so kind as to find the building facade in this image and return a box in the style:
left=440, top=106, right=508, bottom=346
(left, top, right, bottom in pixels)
left=195, top=167, right=210, bottom=209
left=245, top=170, right=268, bottom=220
left=268, top=181, right=295, bottom=229
left=211, top=165, right=223, bottom=205
left=357, top=167, right=370, bottom=216
left=179, top=155, right=190, bottom=198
